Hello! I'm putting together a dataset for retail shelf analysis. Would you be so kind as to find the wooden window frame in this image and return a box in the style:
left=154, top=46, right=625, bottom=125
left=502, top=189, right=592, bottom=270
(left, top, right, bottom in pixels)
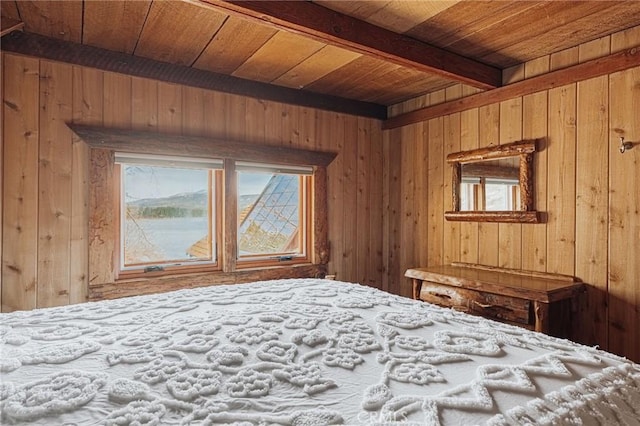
left=72, top=124, right=336, bottom=300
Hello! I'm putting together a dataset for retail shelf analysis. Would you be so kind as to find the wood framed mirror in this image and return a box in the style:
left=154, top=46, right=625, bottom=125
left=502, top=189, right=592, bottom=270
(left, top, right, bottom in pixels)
left=445, top=139, right=542, bottom=223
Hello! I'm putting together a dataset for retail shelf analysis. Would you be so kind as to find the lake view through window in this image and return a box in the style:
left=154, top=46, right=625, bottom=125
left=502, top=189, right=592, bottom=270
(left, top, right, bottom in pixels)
left=120, top=164, right=215, bottom=269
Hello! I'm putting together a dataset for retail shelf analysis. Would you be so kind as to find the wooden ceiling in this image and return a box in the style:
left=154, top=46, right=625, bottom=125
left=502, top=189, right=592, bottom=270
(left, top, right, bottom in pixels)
left=2, top=0, right=640, bottom=110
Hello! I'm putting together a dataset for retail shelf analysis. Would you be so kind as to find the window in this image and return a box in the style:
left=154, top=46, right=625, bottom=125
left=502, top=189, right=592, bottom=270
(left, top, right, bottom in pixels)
left=81, top=125, right=334, bottom=296
left=236, top=163, right=312, bottom=264
left=115, top=153, right=222, bottom=276
left=484, top=178, right=519, bottom=211
left=115, top=153, right=312, bottom=277
left=460, top=176, right=520, bottom=211
left=460, top=177, right=480, bottom=210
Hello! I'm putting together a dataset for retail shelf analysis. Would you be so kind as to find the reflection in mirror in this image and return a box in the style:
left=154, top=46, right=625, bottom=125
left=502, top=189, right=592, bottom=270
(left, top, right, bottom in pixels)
left=445, top=139, right=542, bottom=223
left=460, top=157, right=521, bottom=211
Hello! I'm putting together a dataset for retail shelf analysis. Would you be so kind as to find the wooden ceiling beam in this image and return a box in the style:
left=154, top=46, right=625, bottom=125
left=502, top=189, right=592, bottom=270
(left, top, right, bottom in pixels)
left=384, top=44, right=640, bottom=129
left=201, top=0, right=502, bottom=90
left=1, top=31, right=387, bottom=120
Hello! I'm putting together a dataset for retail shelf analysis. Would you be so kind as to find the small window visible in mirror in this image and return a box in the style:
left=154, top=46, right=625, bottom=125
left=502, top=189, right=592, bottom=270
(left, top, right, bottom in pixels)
left=460, top=180, right=478, bottom=211
left=446, top=139, right=542, bottom=223
left=484, top=179, right=519, bottom=211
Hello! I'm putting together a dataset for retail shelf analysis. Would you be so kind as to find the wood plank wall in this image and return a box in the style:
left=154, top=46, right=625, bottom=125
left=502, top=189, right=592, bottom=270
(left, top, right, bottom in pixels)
left=1, top=52, right=384, bottom=312
left=382, top=26, right=640, bottom=362
left=1, top=29, right=638, bottom=362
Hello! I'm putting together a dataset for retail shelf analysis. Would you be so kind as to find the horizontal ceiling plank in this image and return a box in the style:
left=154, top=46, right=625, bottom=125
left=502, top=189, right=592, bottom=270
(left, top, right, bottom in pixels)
left=0, top=1, right=20, bottom=20
left=1, top=16, right=24, bottom=37
left=359, top=0, right=462, bottom=34
left=383, top=44, right=640, bottom=129
left=480, top=2, right=640, bottom=67
left=1, top=31, right=386, bottom=120
left=134, top=1, right=228, bottom=66
left=16, top=0, right=83, bottom=43
left=202, top=0, right=502, bottom=90
left=193, top=16, right=277, bottom=74
left=231, top=31, right=325, bottom=82
left=406, top=1, right=537, bottom=50
left=273, top=45, right=361, bottom=89
left=82, top=1, right=152, bottom=54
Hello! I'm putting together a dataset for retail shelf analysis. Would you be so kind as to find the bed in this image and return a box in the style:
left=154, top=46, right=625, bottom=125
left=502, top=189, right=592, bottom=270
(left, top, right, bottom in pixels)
left=1, top=278, right=639, bottom=425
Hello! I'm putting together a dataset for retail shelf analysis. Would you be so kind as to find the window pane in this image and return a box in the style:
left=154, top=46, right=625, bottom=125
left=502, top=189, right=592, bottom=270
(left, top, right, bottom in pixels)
left=460, top=182, right=475, bottom=211
left=485, top=183, right=513, bottom=211
left=237, top=172, right=304, bottom=257
left=122, top=165, right=213, bottom=267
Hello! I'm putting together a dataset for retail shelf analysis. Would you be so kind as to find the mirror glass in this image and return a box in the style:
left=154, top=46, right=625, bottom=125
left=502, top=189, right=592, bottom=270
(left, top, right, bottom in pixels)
left=445, top=139, right=542, bottom=223
left=460, top=157, right=521, bottom=212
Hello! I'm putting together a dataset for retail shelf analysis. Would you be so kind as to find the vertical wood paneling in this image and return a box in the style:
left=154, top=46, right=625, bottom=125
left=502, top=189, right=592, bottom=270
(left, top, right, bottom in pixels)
left=459, top=86, right=480, bottom=264
left=342, top=116, right=358, bottom=282
left=103, top=73, right=132, bottom=129
left=203, top=90, right=226, bottom=138
left=547, top=48, right=578, bottom=275
left=414, top=118, right=429, bottom=268
left=245, top=98, right=266, bottom=144
left=263, top=99, right=284, bottom=146
left=443, top=86, right=461, bottom=265
left=399, top=121, right=416, bottom=295
left=2, top=55, right=39, bottom=312
left=326, top=112, right=344, bottom=280
left=314, top=108, right=333, bottom=272
left=368, top=118, right=384, bottom=288
left=356, top=116, right=371, bottom=286
left=38, top=60, right=73, bottom=308
left=131, top=77, right=158, bottom=131
left=381, top=129, right=390, bottom=292
left=427, top=90, right=445, bottom=268
left=522, top=56, right=549, bottom=272
left=477, top=103, right=500, bottom=266
left=498, top=92, right=523, bottom=269
left=70, top=66, right=103, bottom=305
left=226, top=93, right=246, bottom=142
left=182, top=86, right=205, bottom=136
left=608, top=28, right=640, bottom=362
left=2, top=53, right=384, bottom=314
left=1, top=25, right=637, bottom=362
left=300, top=107, right=317, bottom=149
left=281, top=104, right=299, bottom=147
left=383, top=123, right=402, bottom=294
left=157, top=82, right=182, bottom=134
left=379, top=26, right=640, bottom=361
left=575, top=38, right=610, bottom=349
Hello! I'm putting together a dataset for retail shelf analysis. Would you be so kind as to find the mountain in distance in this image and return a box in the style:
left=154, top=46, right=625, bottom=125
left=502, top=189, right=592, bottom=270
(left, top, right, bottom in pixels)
left=129, top=190, right=259, bottom=210
left=128, top=189, right=208, bottom=210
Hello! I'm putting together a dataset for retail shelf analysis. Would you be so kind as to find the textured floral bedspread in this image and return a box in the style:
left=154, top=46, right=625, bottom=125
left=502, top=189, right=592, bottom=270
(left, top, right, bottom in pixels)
left=1, top=279, right=639, bottom=425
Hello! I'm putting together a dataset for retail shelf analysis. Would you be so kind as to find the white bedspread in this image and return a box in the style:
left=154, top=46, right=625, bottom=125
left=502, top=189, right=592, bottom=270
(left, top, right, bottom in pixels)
left=1, top=279, right=639, bottom=425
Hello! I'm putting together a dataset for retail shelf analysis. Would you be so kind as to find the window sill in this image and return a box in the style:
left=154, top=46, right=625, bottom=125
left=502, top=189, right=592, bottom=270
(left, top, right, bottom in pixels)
left=116, top=263, right=221, bottom=281
left=88, top=263, right=327, bottom=301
